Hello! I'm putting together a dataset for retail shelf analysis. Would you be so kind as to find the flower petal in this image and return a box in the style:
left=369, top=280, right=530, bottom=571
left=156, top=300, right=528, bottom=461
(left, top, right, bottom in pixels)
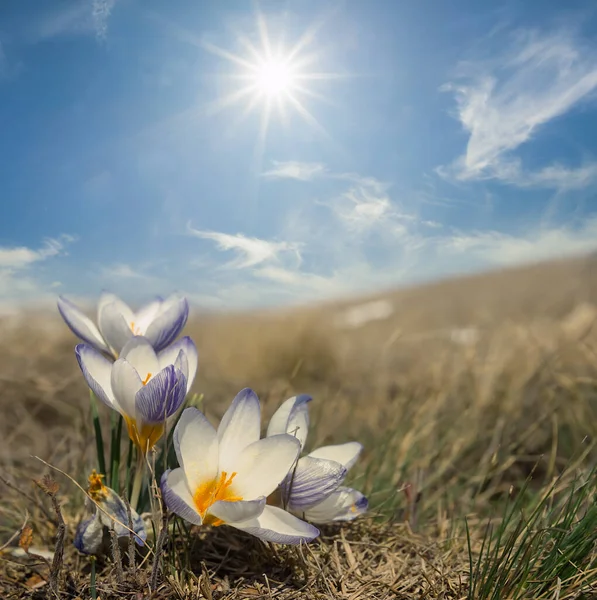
left=231, top=434, right=300, bottom=499
left=173, top=407, right=219, bottom=493
left=217, top=388, right=261, bottom=472
left=231, top=505, right=319, bottom=545
left=208, top=497, right=266, bottom=524
left=119, top=337, right=159, bottom=380
left=135, top=365, right=187, bottom=423
left=266, top=395, right=312, bottom=451
left=98, top=296, right=135, bottom=355
left=161, top=468, right=203, bottom=526
left=143, top=294, right=189, bottom=352
left=133, top=298, right=162, bottom=333
left=100, top=487, right=147, bottom=545
left=302, top=487, right=368, bottom=524
left=158, top=336, right=198, bottom=393
left=75, top=344, right=116, bottom=409
left=282, top=456, right=346, bottom=511
left=308, top=442, right=363, bottom=471
left=74, top=514, right=104, bottom=555
left=57, top=296, right=110, bottom=354
left=111, top=358, right=143, bottom=419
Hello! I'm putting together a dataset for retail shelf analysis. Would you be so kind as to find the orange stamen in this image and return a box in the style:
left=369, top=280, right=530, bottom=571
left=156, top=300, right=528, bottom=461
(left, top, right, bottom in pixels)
left=193, top=471, right=243, bottom=521
left=124, top=416, right=164, bottom=455
left=87, top=469, right=108, bottom=501
left=141, top=372, right=152, bottom=385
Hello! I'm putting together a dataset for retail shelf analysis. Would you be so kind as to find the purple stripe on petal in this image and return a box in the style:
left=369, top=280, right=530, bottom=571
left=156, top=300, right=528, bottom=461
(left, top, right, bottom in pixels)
left=282, top=456, right=346, bottom=511
left=58, top=296, right=110, bottom=354
left=74, top=514, right=104, bottom=555
left=101, top=487, right=147, bottom=545
left=161, top=469, right=203, bottom=526
left=135, top=365, right=187, bottom=424
left=145, top=296, right=189, bottom=352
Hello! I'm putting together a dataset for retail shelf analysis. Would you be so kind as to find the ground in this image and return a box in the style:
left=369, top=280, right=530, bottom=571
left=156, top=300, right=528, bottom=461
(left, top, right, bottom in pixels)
left=2, top=255, right=597, bottom=599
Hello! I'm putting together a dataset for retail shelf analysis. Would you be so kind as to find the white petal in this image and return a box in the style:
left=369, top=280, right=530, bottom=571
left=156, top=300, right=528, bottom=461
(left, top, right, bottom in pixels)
left=266, top=395, right=311, bottom=451
left=173, top=407, right=219, bottom=493
left=158, top=337, right=198, bottom=393
left=111, top=358, right=143, bottom=419
left=133, top=298, right=162, bottom=334
left=143, top=294, right=189, bottom=352
left=232, top=434, right=300, bottom=499
left=302, top=487, right=368, bottom=524
left=161, top=469, right=203, bottom=526
left=231, top=505, right=319, bottom=545
left=119, top=337, right=159, bottom=381
left=308, top=442, right=363, bottom=471
left=208, top=497, right=266, bottom=524
left=98, top=296, right=135, bottom=355
left=57, top=296, right=110, bottom=354
left=217, top=389, right=261, bottom=472
left=75, top=344, right=117, bottom=408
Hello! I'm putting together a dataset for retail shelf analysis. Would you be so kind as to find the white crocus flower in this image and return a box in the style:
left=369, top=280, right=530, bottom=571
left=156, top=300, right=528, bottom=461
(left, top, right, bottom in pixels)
left=75, top=336, right=197, bottom=454
left=161, top=389, right=320, bottom=544
left=58, top=292, right=189, bottom=358
left=267, top=395, right=368, bottom=524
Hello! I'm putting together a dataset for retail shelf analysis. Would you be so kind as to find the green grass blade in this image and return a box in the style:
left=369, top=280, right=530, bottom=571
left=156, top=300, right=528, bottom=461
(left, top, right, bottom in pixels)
left=90, top=391, right=106, bottom=477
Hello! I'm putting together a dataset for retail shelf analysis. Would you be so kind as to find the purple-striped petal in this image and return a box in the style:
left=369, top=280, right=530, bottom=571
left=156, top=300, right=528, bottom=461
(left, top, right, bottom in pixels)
left=267, top=395, right=312, bottom=451
left=135, top=365, right=187, bottom=423
left=75, top=344, right=116, bottom=409
left=308, top=442, right=363, bottom=472
left=144, top=295, right=189, bottom=352
left=158, top=336, right=198, bottom=393
left=74, top=514, right=104, bottom=555
left=231, top=505, right=319, bottom=545
left=58, top=296, right=110, bottom=354
left=161, top=469, right=203, bottom=526
left=282, top=456, right=346, bottom=511
left=302, top=487, right=368, bottom=524
left=101, top=487, right=146, bottom=545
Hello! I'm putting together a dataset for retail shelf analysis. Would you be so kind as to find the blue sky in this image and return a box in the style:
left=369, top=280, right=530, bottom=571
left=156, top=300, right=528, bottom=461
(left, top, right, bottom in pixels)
left=2, top=0, right=597, bottom=310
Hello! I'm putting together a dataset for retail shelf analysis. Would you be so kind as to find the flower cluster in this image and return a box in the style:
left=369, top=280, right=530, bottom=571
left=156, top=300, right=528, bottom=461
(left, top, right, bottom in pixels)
left=59, top=292, right=368, bottom=552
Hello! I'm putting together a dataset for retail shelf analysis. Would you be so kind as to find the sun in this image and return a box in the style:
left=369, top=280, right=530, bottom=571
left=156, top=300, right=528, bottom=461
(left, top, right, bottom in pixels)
left=201, top=13, right=341, bottom=148
left=253, top=58, right=296, bottom=97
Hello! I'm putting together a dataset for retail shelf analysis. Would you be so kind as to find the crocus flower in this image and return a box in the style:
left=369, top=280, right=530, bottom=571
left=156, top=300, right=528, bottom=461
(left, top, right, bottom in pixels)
left=58, top=292, right=189, bottom=358
left=161, top=389, right=320, bottom=544
left=76, top=336, right=196, bottom=454
left=267, top=395, right=368, bottom=524
left=74, top=470, right=146, bottom=556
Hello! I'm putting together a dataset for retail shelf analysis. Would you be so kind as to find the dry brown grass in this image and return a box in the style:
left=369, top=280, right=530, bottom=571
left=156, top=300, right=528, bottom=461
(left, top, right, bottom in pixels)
left=2, top=255, right=597, bottom=598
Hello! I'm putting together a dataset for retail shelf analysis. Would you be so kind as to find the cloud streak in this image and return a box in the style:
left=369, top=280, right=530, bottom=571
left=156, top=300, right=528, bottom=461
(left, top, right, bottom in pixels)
left=440, top=28, right=597, bottom=187
left=262, top=161, right=328, bottom=181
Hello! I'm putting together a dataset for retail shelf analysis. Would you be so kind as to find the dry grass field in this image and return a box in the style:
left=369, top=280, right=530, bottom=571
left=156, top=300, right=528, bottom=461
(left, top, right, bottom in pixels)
left=2, top=255, right=597, bottom=599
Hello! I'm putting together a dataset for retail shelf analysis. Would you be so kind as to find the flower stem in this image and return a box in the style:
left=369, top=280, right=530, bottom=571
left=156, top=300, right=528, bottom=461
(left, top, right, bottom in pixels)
left=90, top=392, right=106, bottom=477
left=130, top=452, right=145, bottom=512
left=90, top=556, right=97, bottom=600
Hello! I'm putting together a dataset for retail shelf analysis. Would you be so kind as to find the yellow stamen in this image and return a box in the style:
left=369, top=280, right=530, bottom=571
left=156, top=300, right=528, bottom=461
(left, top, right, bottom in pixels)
left=350, top=503, right=358, bottom=514
left=124, top=416, right=164, bottom=455
left=193, top=471, right=243, bottom=524
left=130, top=321, right=141, bottom=335
left=141, top=372, right=152, bottom=385
left=88, top=469, right=108, bottom=502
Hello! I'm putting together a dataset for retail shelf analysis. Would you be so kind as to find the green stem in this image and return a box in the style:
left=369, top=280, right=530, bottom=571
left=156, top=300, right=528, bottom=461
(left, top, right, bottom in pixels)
left=90, top=556, right=97, bottom=600
left=130, top=452, right=145, bottom=512
left=110, top=414, right=123, bottom=493
left=124, top=438, right=134, bottom=498
left=90, top=392, right=106, bottom=477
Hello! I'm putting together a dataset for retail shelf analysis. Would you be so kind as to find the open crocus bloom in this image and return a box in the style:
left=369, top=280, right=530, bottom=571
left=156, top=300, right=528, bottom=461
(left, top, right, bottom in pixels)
left=76, top=336, right=196, bottom=454
left=267, top=395, right=368, bottom=524
left=74, top=471, right=146, bottom=555
left=58, top=292, right=189, bottom=358
left=161, top=389, right=320, bottom=544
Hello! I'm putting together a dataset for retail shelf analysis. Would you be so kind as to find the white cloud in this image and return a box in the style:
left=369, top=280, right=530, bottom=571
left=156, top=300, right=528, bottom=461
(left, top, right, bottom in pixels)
left=92, top=0, right=117, bottom=40
left=188, top=227, right=302, bottom=269
left=441, top=28, right=597, bottom=187
left=100, top=263, right=153, bottom=280
left=262, top=161, right=328, bottom=181
left=0, top=236, right=74, bottom=269
left=443, top=217, right=597, bottom=266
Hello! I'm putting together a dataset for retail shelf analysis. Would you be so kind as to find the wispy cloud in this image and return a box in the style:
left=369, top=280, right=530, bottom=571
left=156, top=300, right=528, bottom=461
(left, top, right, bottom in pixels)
left=443, top=217, right=597, bottom=266
left=100, top=263, right=154, bottom=280
left=0, top=235, right=75, bottom=269
left=92, top=0, right=117, bottom=40
left=188, top=227, right=302, bottom=269
left=262, top=161, right=328, bottom=181
left=440, top=28, right=597, bottom=187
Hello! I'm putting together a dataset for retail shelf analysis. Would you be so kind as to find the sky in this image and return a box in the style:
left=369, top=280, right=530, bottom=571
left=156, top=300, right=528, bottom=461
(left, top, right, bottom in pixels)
left=2, top=0, right=597, bottom=311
